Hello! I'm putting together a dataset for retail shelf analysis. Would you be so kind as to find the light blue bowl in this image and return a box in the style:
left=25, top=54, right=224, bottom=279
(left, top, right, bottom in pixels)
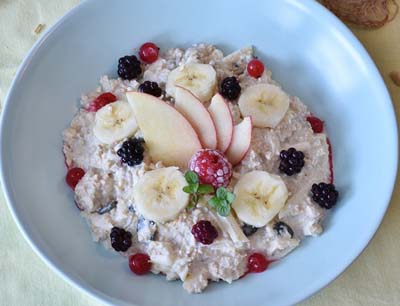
left=0, top=0, right=397, bottom=305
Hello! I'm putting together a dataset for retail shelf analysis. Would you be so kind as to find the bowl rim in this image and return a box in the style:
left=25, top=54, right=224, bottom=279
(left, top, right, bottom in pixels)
left=0, top=0, right=398, bottom=305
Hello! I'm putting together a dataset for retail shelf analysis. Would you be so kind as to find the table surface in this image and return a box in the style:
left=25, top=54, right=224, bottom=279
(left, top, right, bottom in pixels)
left=0, top=1, right=399, bottom=305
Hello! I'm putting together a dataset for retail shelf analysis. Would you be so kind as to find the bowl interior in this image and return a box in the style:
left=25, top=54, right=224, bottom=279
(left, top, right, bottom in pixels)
left=1, top=0, right=397, bottom=305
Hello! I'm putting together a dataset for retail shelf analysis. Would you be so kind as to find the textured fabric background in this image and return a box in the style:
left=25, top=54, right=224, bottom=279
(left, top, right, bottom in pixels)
left=0, top=1, right=399, bottom=305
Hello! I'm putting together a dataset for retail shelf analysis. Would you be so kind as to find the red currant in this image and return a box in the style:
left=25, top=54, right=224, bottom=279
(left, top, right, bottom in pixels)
left=247, top=253, right=273, bottom=273
left=139, top=42, right=159, bottom=64
left=129, top=253, right=151, bottom=275
left=306, top=116, right=324, bottom=133
left=66, top=167, right=85, bottom=189
left=247, top=59, right=265, bottom=78
left=87, top=92, right=117, bottom=112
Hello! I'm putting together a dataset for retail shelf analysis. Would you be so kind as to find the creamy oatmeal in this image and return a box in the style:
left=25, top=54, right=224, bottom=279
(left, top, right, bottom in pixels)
left=63, top=43, right=338, bottom=293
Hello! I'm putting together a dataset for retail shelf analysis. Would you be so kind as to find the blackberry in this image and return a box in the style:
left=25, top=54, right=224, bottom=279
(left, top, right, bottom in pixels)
left=118, top=55, right=142, bottom=80
left=110, top=227, right=132, bottom=252
left=138, top=81, right=162, bottom=97
left=117, top=138, right=145, bottom=167
left=220, top=76, right=241, bottom=100
left=191, top=220, right=218, bottom=245
left=279, top=147, right=305, bottom=176
left=311, top=183, right=339, bottom=209
left=241, top=224, right=258, bottom=237
left=273, top=221, right=294, bottom=238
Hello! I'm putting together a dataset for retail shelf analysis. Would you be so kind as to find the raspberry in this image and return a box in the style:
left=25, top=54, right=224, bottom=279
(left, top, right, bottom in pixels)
left=66, top=167, right=85, bottom=189
left=87, top=92, right=117, bottom=112
left=247, top=59, right=265, bottom=78
left=139, top=42, right=159, bottom=64
left=306, top=116, right=324, bottom=133
left=191, top=220, right=218, bottom=245
left=247, top=253, right=273, bottom=273
left=129, top=253, right=151, bottom=275
left=189, top=149, right=232, bottom=189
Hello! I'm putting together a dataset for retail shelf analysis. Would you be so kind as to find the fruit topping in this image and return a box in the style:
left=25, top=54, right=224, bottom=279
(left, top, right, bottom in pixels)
left=138, top=81, right=162, bottom=97
left=247, top=253, right=273, bottom=273
left=241, top=224, right=259, bottom=237
left=225, top=117, right=252, bottom=165
left=118, top=55, right=142, bottom=80
left=279, top=147, right=305, bottom=176
left=191, top=220, right=218, bottom=245
left=247, top=59, right=265, bottom=78
left=110, top=227, right=132, bottom=252
left=129, top=253, right=152, bottom=275
left=220, top=76, right=241, bottom=101
left=189, top=149, right=232, bottom=189
left=66, top=167, right=85, bottom=189
left=238, top=83, right=289, bottom=128
left=311, top=183, right=339, bottom=209
left=306, top=116, right=324, bottom=133
left=117, top=138, right=145, bottom=167
left=139, top=42, right=160, bottom=64
left=88, top=92, right=117, bottom=112
left=273, top=221, right=294, bottom=238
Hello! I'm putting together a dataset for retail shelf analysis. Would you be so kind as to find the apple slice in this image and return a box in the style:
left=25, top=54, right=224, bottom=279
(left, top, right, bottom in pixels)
left=226, top=117, right=253, bottom=165
left=126, top=92, right=202, bottom=169
left=174, top=86, right=217, bottom=149
left=208, top=94, right=234, bottom=152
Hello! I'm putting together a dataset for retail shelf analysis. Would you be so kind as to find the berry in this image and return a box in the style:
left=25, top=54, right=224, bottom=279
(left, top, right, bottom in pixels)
left=247, top=253, right=272, bottom=273
left=117, top=138, right=145, bottom=167
left=189, top=149, right=232, bottom=189
left=311, top=183, right=339, bottom=209
left=110, top=227, right=132, bottom=252
left=273, top=221, right=294, bottom=238
left=118, top=55, right=142, bottom=80
left=66, top=167, right=85, bottom=189
left=191, top=220, right=218, bottom=245
left=220, top=77, right=241, bottom=100
left=241, top=224, right=258, bottom=237
left=87, top=92, right=117, bottom=112
left=306, top=116, right=324, bottom=133
left=279, top=147, right=305, bottom=176
left=139, top=42, right=160, bottom=64
left=129, top=253, right=152, bottom=275
left=247, top=59, right=265, bottom=78
left=138, top=81, right=162, bottom=97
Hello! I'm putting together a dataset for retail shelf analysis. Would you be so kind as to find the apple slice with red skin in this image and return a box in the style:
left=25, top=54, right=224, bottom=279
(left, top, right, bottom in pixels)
left=226, top=117, right=253, bottom=165
left=208, top=94, right=234, bottom=153
left=126, top=92, right=202, bottom=169
left=174, top=86, right=217, bottom=149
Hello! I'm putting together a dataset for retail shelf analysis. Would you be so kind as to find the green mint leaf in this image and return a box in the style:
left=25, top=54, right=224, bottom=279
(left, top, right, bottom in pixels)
left=183, top=185, right=193, bottom=194
left=217, top=201, right=231, bottom=217
left=197, top=184, right=214, bottom=194
left=208, top=196, right=221, bottom=208
left=225, top=191, right=236, bottom=204
left=216, top=187, right=228, bottom=199
left=185, top=171, right=198, bottom=185
left=182, top=183, right=199, bottom=194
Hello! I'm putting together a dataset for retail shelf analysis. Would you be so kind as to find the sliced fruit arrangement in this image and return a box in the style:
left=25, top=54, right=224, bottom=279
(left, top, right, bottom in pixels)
left=93, top=101, right=138, bottom=144
left=174, top=86, right=217, bottom=149
left=127, top=92, right=202, bottom=169
left=238, top=83, right=289, bottom=128
left=133, top=167, right=189, bottom=222
left=166, top=63, right=217, bottom=103
left=225, top=117, right=252, bottom=166
left=232, top=170, right=289, bottom=227
left=208, top=94, right=234, bottom=153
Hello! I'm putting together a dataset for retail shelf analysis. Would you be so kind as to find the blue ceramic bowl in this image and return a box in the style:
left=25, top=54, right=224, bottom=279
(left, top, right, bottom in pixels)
left=0, top=0, right=397, bottom=305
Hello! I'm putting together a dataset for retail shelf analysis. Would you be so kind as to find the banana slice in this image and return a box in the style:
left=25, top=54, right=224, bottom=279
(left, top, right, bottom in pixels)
left=133, top=167, right=189, bottom=222
left=93, top=101, right=138, bottom=144
left=232, top=170, right=288, bottom=227
left=238, top=84, right=290, bottom=128
left=166, top=63, right=217, bottom=103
